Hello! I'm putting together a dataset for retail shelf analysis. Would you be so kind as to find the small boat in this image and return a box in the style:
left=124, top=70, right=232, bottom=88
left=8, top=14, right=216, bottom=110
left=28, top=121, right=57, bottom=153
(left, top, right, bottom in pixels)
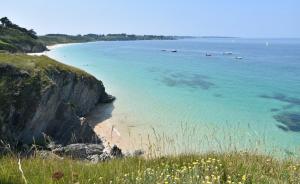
left=161, top=49, right=167, bottom=52
left=265, top=42, right=269, bottom=47
left=206, top=53, right=212, bottom=56
left=235, top=56, right=243, bottom=60
left=171, top=50, right=177, bottom=53
left=223, top=52, right=233, bottom=55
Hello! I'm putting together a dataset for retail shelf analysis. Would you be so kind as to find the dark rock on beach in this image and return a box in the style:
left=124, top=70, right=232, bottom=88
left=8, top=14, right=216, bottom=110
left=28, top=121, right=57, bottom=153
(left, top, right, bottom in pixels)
left=52, top=143, right=105, bottom=159
left=110, top=144, right=123, bottom=158
left=49, top=143, right=124, bottom=162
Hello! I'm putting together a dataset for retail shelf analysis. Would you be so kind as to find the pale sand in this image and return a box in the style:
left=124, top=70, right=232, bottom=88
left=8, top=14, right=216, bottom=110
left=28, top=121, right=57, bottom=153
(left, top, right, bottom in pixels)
left=85, top=103, right=147, bottom=152
left=27, top=42, right=81, bottom=56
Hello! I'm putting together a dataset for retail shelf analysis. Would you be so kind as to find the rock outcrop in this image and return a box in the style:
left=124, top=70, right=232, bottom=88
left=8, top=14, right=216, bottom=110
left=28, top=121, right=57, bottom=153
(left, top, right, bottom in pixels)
left=35, top=143, right=124, bottom=163
left=0, top=54, right=115, bottom=147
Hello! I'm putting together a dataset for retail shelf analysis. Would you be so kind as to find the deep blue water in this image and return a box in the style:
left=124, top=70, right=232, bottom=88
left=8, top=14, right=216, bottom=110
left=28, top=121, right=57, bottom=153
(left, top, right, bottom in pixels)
left=47, top=38, right=300, bottom=156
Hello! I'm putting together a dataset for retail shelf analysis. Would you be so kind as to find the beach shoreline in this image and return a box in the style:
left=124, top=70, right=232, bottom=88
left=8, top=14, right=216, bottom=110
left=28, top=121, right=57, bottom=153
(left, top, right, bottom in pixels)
left=27, top=42, right=82, bottom=56
left=84, top=103, right=142, bottom=153
left=32, top=43, right=138, bottom=152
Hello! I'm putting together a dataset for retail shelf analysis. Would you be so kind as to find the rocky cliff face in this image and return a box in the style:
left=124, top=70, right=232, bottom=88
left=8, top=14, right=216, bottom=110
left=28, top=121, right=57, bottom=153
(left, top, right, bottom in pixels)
left=0, top=54, right=114, bottom=147
left=14, top=41, right=48, bottom=53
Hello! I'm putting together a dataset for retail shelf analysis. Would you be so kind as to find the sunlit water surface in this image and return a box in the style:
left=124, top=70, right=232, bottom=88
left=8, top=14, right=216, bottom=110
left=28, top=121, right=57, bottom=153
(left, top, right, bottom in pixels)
left=47, top=38, right=300, bottom=156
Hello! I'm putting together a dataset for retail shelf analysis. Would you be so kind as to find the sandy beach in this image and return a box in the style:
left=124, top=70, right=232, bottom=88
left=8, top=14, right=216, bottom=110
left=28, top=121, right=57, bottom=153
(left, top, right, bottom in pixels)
left=85, top=103, right=146, bottom=153
left=27, top=42, right=81, bottom=56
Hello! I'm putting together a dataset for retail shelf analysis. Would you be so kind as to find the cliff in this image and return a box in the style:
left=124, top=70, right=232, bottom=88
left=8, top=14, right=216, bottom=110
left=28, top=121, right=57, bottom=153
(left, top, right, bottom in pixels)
left=0, top=53, right=114, bottom=147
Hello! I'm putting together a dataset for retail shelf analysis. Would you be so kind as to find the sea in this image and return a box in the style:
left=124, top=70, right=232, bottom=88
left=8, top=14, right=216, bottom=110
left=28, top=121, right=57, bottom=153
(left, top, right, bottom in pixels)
left=47, top=38, right=300, bottom=157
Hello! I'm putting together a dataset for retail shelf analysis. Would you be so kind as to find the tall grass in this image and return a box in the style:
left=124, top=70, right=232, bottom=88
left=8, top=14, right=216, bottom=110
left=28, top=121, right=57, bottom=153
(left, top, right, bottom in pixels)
left=1, top=125, right=300, bottom=183
left=1, top=152, right=300, bottom=183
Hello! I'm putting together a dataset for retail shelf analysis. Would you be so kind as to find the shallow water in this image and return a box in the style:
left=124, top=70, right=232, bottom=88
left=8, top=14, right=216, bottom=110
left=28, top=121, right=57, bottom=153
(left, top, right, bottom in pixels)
left=47, top=38, right=300, bottom=156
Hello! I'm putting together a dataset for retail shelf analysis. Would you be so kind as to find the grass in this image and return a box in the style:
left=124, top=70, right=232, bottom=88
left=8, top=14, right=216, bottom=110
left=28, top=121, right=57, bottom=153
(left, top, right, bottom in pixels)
left=0, top=53, right=89, bottom=77
left=0, top=152, right=300, bottom=184
left=0, top=26, right=46, bottom=53
left=0, top=40, right=17, bottom=53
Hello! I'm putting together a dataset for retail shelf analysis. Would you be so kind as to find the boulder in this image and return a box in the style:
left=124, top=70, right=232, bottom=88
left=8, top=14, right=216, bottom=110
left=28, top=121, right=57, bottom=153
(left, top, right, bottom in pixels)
left=110, top=144, right=123, bottom=158
left=52, top=143, right=105, bottom=159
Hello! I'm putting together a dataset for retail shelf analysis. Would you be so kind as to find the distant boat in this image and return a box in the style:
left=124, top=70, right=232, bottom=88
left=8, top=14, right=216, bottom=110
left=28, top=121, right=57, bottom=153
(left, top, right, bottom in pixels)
left=206, top=53, right=212, bottom=56
left=223, top=52, right=233, bottom=55
left=265, top=42, right=269, bottom=47
left=161, top=49, right=177, bottom=53
left=235, top=56, right=243, bottom=60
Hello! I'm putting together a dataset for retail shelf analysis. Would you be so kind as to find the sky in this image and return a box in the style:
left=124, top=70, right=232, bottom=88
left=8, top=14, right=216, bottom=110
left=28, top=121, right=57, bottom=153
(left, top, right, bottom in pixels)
left=1, top=0, right=299, bottom=38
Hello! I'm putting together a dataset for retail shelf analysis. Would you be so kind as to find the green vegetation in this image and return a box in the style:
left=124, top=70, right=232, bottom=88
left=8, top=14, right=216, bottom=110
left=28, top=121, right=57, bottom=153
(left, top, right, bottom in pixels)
left=0, top=152, right=299, bottom=184
left=0, top=53, right=89, bottom=76
left=0, top=17, right=47, bottom=53
left=0, top=17, right=176, bottom=52
left=39, top=33, right=176, bottom=46
left=2, top=16, right=298, bottom=184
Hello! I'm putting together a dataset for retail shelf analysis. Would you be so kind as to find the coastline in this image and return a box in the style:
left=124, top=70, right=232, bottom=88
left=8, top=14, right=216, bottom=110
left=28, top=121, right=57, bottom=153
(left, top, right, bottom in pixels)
left=36, top=40, right=299, bottom=157
left=27, top=42, right=80, bottom=56
left=29, top=42, right=138, bottom=153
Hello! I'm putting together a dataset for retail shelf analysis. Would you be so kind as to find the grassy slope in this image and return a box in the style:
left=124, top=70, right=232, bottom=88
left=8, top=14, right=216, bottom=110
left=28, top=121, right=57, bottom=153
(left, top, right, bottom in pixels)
left=0, top=27, right=46, bottom=53
left=0, top=153, right=299, bottom=184
left=0, top=53, right=89, bottom=76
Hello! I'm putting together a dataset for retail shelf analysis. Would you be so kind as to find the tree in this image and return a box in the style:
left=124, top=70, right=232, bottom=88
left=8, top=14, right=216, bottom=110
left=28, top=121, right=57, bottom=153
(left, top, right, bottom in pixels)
left=28, top=29, right=38, bottom=39
left=0, top=17, right=37, bottom=39
left=0, top=17, right=12, bottom=27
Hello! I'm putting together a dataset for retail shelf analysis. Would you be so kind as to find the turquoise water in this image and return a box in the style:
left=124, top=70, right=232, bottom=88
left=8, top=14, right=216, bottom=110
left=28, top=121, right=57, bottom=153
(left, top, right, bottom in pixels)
left=47, top=38, right=300, bottom=155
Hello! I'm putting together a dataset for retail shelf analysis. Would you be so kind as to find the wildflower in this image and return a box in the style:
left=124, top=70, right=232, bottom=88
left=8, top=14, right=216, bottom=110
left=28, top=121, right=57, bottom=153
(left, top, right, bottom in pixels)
left=242, top=175, right=247, bottom=181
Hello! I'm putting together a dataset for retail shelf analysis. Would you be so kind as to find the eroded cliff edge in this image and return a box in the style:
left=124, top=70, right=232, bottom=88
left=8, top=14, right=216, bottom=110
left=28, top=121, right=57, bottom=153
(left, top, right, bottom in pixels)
left=0, top=53, right=114, bottom=147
